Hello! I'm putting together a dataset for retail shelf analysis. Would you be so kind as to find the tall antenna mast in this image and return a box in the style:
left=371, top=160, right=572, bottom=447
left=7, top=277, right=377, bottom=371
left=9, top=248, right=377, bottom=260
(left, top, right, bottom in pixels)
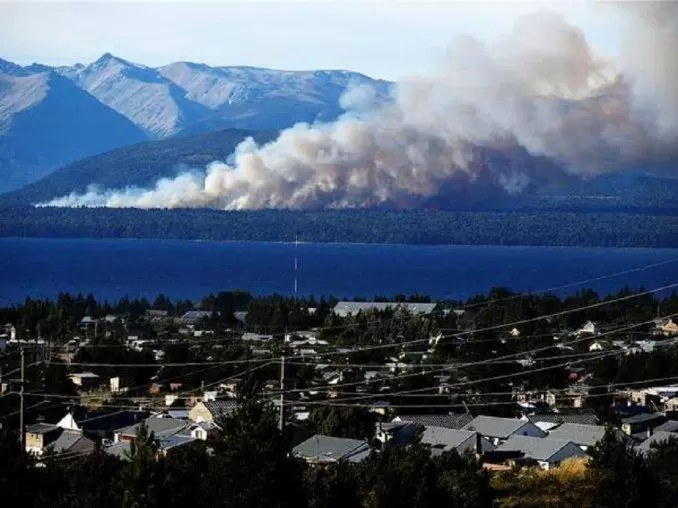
left=294, top=230, right=299, bottom=299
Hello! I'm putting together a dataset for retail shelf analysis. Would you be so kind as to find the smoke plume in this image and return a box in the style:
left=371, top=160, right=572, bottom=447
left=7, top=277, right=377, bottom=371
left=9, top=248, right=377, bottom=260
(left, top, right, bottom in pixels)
left=41, top=5, right=678, bottom=210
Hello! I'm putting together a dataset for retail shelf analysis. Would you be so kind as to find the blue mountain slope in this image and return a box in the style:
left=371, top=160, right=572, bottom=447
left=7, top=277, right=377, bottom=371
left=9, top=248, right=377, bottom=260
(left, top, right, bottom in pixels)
left=0, top=66, right=148, bottom=192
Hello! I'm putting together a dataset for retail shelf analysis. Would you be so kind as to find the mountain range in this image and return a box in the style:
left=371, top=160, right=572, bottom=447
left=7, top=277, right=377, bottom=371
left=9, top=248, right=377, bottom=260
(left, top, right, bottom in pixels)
left=0, top=54, right=391, bottom=192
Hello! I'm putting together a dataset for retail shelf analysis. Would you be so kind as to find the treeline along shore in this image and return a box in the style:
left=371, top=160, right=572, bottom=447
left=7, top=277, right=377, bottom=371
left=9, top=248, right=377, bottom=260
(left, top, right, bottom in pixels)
left=1, top=207, right=678, bottom=247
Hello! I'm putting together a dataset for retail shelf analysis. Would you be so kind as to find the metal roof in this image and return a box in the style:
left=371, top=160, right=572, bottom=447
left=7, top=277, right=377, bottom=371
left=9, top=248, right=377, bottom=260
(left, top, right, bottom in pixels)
left=69, top=372, right=99, bottom=379
left=547, top=423, right=610, bottom=447
left=394, top=413, right=473, bottom=430
left=117, top=416, right=189, bottom=438
left=654, top=420, right=678, bottom=433
left=46, top=430, right=85, bottom=453
left=636, top=431, right=678, bottom=455
left=496, top=435, right=586, bottom=462
left=421, top=427, right=475, bottom=450
left=333, top=302, right=437, bottom=316
left=528, top=413, right=599, bottom=426
left=25, top=423, right=59, bottom=435
left=202, top=400, right=238, bottom=418
left=293, top=434, right=369, bottom=462
left=463, top=416, right=541, bottom=439
left=622, top=412, right=666, bottom=425
left=105, top=441, right=131, bottom=459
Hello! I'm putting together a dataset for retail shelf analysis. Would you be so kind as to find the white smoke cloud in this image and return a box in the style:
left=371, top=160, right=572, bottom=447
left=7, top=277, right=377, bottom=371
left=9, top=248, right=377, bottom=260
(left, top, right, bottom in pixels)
left=40, top=5, right=678, bottom=210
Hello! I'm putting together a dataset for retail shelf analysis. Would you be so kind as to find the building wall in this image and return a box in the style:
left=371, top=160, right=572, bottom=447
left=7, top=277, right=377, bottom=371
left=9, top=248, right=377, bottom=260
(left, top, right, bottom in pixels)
left=189, top=403, right=213, bottom=423
left=549, top=442, right=587, bottom=465
left=25, top=433, right=44, bottom=452
left=512, top=423, right=547, bottom=439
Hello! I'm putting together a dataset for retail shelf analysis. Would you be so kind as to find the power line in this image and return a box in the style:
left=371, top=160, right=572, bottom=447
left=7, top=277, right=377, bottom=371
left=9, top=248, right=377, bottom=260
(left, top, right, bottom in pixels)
left=271, top=312, right=677, bottom=396
left=451, top=255, right=678, bottom=311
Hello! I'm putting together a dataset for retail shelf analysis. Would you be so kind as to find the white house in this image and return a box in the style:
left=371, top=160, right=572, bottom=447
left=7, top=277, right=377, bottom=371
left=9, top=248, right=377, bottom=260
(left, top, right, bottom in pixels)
left=576, top=321, right=597, bottom=336
left=463, top=416, right=546, bottom=445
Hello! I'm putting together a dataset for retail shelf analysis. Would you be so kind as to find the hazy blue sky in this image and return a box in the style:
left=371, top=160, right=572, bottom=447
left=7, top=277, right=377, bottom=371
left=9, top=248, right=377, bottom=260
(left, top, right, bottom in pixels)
left=1, top=0, right=625, bottom=80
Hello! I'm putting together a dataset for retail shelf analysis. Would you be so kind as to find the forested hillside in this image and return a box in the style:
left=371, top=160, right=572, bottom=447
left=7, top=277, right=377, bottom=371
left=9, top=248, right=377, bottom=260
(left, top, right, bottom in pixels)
left=1, top=207, right=677, bottom=247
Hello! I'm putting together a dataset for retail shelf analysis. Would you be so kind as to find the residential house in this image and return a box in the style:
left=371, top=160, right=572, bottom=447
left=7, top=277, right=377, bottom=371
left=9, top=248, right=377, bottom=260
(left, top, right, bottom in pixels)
left=576, top=321, right=597, bottom=336
left=635, top=431, right=678, bottom=455
left=188, top=400, right=238, bottom=425
left=525, top=412, right=598, bottom=432
left=463, top=416, right=545, bottom=445
left=145, top=309, right=169, bottom=320
left=68, top=372, right=100, bottom=389
left=188, top=421, right=217, bottom=441
left=547, top=423, right=619, bottom=451
left=654, top=420, right=678, bottom=433
left=45, top=429, right=97, bottom=457
left=25, top=423, right=63, bottom=455
left=105, top=432, right=196, bottom=459
left=657, top=319, right=678, bottom=337
left=621, top=413, right=666, bottom=436
left=589, top=341, right=611, bottom=352
left=392, top=413, right=474, bottom=430
left=56, top=410, right=148, bottom=439
left=284, top=330, right=319, bottom=343
left=292, top=434, right=370, bottom=464
left=421, top=427, right=495, bottom=456
left=495, top=435, right=587, bottom=470
left=179, top=310, right=213, bottom=323
left=375, top=421, right=422, bottom=446
left=114, top=416, right=190, bottom=443
left=241, top=332, right=274, bottom=343
left=332, top=301, right=437, bottom=318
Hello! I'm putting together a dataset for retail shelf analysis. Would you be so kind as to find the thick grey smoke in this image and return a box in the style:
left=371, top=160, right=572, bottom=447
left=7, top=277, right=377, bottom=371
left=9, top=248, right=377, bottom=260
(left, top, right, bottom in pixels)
left=41, top=5, right=678, bottom=210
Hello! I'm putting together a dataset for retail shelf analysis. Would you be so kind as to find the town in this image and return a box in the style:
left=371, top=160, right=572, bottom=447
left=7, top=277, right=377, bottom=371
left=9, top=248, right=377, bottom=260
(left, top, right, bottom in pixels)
left=2, top=287, right=678, bottom=506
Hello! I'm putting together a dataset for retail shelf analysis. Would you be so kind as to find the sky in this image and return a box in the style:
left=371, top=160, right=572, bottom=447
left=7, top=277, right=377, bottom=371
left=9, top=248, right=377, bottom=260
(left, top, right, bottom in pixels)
left=1, top=0, right=626, bottom=81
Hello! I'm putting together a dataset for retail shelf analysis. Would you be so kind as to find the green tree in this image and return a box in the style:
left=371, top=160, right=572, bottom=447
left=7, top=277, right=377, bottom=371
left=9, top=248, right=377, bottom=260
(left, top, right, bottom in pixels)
left=307, top=406, right=377, bottom=441
left=121, top=422, right=161, bottom=508
left=588, top=427, right=658, bottom=508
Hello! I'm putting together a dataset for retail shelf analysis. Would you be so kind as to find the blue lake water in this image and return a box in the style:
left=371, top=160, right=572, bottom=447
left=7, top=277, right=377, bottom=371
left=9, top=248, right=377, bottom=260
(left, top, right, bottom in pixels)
left=0, top=238, right=676, bottom=305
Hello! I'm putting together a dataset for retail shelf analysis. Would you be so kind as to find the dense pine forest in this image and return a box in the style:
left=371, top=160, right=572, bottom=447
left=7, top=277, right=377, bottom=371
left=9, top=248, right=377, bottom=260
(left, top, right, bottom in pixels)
left=2, top=207, right=678, bottom=247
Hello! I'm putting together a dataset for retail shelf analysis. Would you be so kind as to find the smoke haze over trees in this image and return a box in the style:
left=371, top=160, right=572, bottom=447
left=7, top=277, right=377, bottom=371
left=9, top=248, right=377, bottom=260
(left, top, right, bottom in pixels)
left=40, top=4, right=678, bottom=211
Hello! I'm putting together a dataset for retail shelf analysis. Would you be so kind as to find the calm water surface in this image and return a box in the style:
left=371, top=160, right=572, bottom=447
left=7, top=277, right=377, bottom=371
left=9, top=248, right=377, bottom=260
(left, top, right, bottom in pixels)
left=0, top=238, right=676, bottom=305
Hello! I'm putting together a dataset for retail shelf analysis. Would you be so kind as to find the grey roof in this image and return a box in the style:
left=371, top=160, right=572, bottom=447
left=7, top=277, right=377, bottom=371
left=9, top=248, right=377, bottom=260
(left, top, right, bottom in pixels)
left=159, top=434, right=196, bottom=451
left=622, top=412, right=666, bottom=425
left=167, top=409, right=190, bottom=420
left=496, top=435, right=586, bottom=462
left=26, top=423, right=59, bottom=435
left=547, top=423, right=610, bottom=447
left=636, top=431, right=678, bottom=455
left=293, top=434, right=370, bottom=462
left=203, top=400, right=238, bottom=418
left=45, top=430, right=94, bottom=453
left=180, top=310, right=213, bottom=321
left=395, top=413, right=473, bottom=430
left=105, top=441, right=131, bottom=459
left=654, top=420, right=678, bottom=433
left=528, top=413, right=599, bottom=426
left=463, top=416, right=541, bottom=439
left=70, top=372, right=99, bottom=379
left=377, top=421, right=422, bottom=446
left=333, top=301, right=437, bottom=316
left=421, top=427, right=475, bottom=450
left=117, top=417, right=189, bottom=439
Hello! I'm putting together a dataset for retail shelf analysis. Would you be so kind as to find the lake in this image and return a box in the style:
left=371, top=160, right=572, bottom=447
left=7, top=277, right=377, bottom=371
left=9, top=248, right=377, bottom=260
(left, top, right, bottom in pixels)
left=0, top=238, right=676, bottom=305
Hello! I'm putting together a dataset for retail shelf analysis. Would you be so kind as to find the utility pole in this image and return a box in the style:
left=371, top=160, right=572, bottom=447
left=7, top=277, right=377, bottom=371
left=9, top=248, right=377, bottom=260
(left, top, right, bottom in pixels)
left=278, top=355, right=285, bottom=431
left=19, top=347, right=25, bottom=446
